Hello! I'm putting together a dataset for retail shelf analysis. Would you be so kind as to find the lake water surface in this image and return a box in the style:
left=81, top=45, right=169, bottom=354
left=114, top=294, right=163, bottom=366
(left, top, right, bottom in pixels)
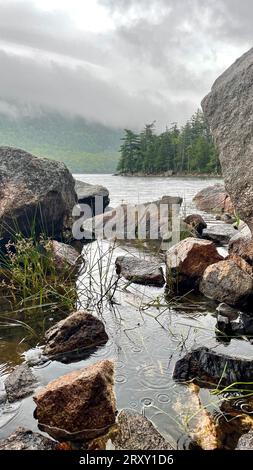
left=1, top=175, right=250, bottom=450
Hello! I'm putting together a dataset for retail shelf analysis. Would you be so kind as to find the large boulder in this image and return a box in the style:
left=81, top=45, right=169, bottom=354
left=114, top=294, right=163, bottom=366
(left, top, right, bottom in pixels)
left=193, top=184, right=233, bottom=215
left=0, top=147, right=77, bottom=242
left=0, top=428, right=57, bottom=450
left=75, top=180, right=110, bottom=215
left=4, top=364, right=37, bottom=403
left=165, top=238, right=223, bottom=292
left=173, top=347, right=253, bottom=388
left=202, top=48, right=253, bottom=234
left=34, top=360, right=116, bottom=441
left=200, top=260, right=253, bottom=306
left=44, top=310, right=108, bottom=360
left=115, top=256, right=165, bottom=286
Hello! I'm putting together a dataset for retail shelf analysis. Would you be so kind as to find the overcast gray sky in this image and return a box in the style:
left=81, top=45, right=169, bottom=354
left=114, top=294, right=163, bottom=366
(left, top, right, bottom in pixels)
left=0, top=0, right=251, bottom=129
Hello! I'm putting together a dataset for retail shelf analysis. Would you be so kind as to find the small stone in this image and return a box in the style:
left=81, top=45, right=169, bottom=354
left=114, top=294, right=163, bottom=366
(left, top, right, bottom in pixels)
left=44, top=310, right=108, bottom=359
left=216, top=303, right=240, bottom=321
left=183, top=214, right=207, bottom=236
left=4, top=364, right=37, bottom=403
left=112, top=409, right=174, bottom=450
left=236, top=431, right=253, bottom=450
left=115, top=256, right=165, bottom=286
left=0, top=427, right=57, bottom=450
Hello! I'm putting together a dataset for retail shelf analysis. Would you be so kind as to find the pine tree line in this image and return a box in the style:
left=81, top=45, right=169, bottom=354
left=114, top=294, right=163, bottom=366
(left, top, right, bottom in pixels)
left=117, top=110, right=220, bottom=175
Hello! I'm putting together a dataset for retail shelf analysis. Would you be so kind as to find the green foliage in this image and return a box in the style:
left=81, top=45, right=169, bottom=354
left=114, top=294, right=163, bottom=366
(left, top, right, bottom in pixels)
left=117, top=110, right=221, bottom=175
left=0, top=236, right=77, bottom=312
left=0, top=112, right=121, bottom=173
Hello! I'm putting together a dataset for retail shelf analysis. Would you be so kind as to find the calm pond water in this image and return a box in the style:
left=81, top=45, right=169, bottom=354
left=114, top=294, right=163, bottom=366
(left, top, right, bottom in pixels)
left=1, top=175, right=251, bottom=449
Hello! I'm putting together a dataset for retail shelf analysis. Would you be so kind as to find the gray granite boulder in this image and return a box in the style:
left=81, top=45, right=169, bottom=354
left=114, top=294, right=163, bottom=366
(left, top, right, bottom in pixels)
left=202, top=48, right=253, bottom=234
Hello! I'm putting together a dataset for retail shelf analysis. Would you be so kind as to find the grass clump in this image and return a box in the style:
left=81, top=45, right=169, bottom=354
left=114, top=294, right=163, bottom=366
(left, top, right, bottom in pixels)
left=0, top=235, right=77, bottom=313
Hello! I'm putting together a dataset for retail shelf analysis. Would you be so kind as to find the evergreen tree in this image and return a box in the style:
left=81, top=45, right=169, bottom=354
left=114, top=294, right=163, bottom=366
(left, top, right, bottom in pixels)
left=117, top=110, right=220, bottom=175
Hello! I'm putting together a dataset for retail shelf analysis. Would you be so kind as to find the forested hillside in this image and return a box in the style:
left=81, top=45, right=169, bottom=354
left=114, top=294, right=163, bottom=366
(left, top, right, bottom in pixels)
left=0, top=112, right=122, bottom=173
left=117, top=110, right=220, bottom=175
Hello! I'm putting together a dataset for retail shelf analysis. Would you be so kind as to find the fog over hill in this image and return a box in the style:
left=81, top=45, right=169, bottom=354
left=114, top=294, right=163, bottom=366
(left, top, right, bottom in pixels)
left=0, top=111, right=122, bottom=173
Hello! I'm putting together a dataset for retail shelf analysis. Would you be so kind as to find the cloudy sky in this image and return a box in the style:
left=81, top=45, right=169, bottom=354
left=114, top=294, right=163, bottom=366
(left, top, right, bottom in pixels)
left=0, top=0, right=252, bottom=129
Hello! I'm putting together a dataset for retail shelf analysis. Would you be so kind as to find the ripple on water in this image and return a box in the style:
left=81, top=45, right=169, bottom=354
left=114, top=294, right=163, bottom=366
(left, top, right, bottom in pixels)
left=157, top=393, right=171, bottom=404
left=140, top=397, right=154, bottom=407
left=115, top=375, right=127, bottom=384
left=137, top=363, right=171, bottom=391
left=131, top=347, right=143, bottom=354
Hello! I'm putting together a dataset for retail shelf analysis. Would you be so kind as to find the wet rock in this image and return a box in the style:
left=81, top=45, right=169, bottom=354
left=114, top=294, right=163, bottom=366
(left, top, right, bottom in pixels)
left=112, top=409, right=174, bottom=450
left=44, top=310, right=108, bottom=359
left=0, top=147, right=76, bottom=242
left=202, top=224, right=237, bottom=245
left=0, top=427, right=57, bottom=450
left=173, top=347, right=253, bottom=388
left=202, top=47, right=253, bottom=235
left=47, top=240, right=82, bottom=276
left=193, top=184, right=234, bottom=215
left=75, top=180, right=110, bottom=215
left=34, top=360, right=116, bottom=441
left=183, top=214, right=207, bottom=236
left=165, top=237, right=223, bottom=292
left=4, top=364, right=37, bottom=403
left=115, top=256, right=165, bottom=286
left=228, top=225, right=253, bottom=266
left=200, top=260, right=253, bottom=306
left=236, top=431, right=253, bottom=450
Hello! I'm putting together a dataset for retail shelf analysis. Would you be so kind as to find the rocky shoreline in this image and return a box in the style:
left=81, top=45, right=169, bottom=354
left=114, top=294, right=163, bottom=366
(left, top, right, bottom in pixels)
left=1, top=46, right=253, bottom=451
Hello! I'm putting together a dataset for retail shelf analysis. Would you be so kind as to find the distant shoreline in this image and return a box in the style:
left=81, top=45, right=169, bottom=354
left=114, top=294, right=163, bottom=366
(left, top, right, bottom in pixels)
left=114, top=172, right=222, bottom=178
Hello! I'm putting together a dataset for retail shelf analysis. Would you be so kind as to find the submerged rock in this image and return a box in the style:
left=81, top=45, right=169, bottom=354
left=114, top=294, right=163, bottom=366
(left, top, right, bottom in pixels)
left=0, top=427, right=57, bottom=450
left=183, top=214, right=207, bottom=236
left=173, top=347, right=253, bottom=388
left=34, top=360, right=116, bottom=441
left=193, top=184, right=233, bottom=215
left=112, top=409, right=174, bottom=450
left=115, top=256, right=165, bottom=286
left=165, top=237, right=223, bottom=292
left=44, top=310, right=108, bottom=360
left=202, top=224, right=237, bottom=245
left=202, top=48, right=253, bottom=235
left=200, top=260, right=253, bottom=306
left=4, top=364, right=37, bottom=403
left=0, top=147, right=76, bottom=242
left=75, top=180, right=110, bottom=215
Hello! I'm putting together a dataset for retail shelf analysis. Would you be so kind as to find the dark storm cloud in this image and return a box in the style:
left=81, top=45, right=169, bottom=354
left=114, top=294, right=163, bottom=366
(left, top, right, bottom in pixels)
left=0, top=0, right=252, bottom=129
